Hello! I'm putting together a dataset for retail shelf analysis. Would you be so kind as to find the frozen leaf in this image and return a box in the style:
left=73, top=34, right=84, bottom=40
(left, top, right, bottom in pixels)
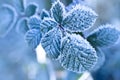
left=25, top=3, right=38, bottom=17
left=0, top=4, right=17, bottom=37
left=87, top=24, right=120, bottom=47
left=41, top=28, right=62, bottom=59
left=40, top=9, right=50, bottom=20
left=51, top=0, right=65, bottom=23
left=25, top=29, right=42, bottom=49
left=40, top=18, right=57, bottom=35
left=59, top=34, right=97, bottom=73
left=62, top=5, right=97, bottom=32
left=16, top=18, right=29, bottom=35
left=28, top=16, right=41, bottom=29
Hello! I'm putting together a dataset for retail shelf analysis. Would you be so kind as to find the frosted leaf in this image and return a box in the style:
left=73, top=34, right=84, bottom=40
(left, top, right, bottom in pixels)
left=41, top=28, right=62, bottom=59
left=40, top=9, right=50, bottom=20
left=28, top=16, right=41, bottom=29
left=59, top=34, right=97, bottom=73
left=51, top=0, right=65, bottom=23
left=40, top=18, right=57, bottom=35
left=25, top=3, right=38, bottom=17
left=87, top=24, right=120, bottom=47
left=25, top=29, right=42, bottom=49
left=62, top=5, right=97, bottom=32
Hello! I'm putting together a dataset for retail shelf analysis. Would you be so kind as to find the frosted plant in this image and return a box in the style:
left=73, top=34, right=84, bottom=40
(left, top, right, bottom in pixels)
left=25, top=9, right=50, bottom=49
left=25, top=0, right=120, bottom=73
left=87, top=24, right=120, bottom=47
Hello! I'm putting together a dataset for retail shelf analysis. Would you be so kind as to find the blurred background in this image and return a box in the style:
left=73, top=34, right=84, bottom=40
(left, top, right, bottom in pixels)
left=0, top=0, right=120, bottom=80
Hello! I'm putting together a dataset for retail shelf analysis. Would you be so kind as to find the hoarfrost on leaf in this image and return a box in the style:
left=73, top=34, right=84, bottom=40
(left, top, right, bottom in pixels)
left=40, top=18, right=58, bottom=35
left=59, top=34, right=98, bottom=73
left=41, top=28, right=62, bottom=59
left=25, top=29, right=42, bottom=49
left=87, top=24, right=120, bottom=47
left=51, top=0, right=65, bottom=23
left=28, top=16, right=41, bottom=29
left=62, top=5, right=97, bottom=32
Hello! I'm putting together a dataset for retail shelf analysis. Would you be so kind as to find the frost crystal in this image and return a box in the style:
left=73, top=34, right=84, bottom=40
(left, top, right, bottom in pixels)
left=59, top=34, right=97, bottom=73
left=87, top=24, right=120, bottom=47
left=41, top=28, right=62, bottom=59
left=62, top=5, right=97, bottom=32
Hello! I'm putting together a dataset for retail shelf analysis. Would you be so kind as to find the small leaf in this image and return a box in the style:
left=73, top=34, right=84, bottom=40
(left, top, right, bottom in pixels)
left=87, top=24, right=120, bottom=47
left=62, top=5, right=97, bottom=32
left=25, top=29, right=42, bottom=49
left=25, top=3, right=38, bottom=17
left=40, top=18, right=57, bottom=35
left=40, top=9, right=50, bottom=20
left=16, top=18, right=29, bottom=35
left=28, top=16, right=41, bottom=29
left=59, top=34, right=97, bottom=73
left=41, top=28, right=62, bottom=59
left=51, top=0, right=65, bottom=23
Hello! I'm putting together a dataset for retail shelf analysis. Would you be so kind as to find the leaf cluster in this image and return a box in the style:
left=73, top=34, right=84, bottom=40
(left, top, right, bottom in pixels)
left=25, top=0, right=120, bottom=73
